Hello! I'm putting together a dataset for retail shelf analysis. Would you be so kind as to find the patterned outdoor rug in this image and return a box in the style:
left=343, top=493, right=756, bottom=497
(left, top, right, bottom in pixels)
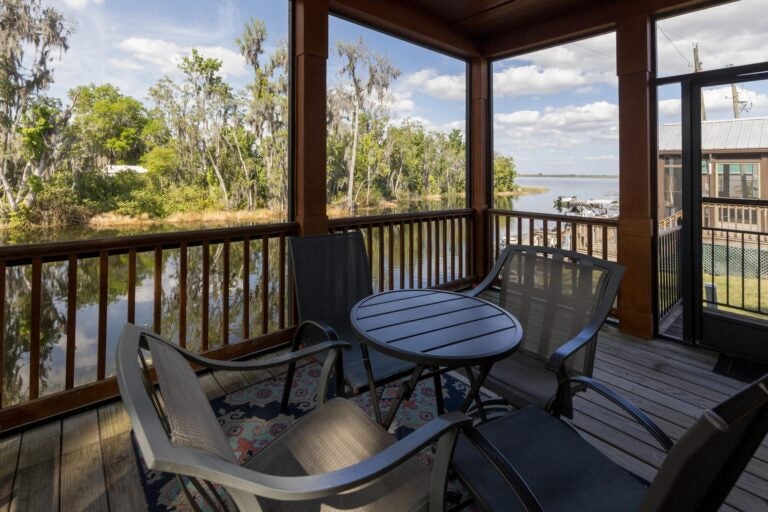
left=134, top=361, right=483, bottom=511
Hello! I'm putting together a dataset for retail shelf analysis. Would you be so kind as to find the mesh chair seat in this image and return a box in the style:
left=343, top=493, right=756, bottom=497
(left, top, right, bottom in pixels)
left=246, top=398, right=430, bottom=512
left=453, top=406, right=647, bottom=512
left=482, top=351, right=558, bottom=409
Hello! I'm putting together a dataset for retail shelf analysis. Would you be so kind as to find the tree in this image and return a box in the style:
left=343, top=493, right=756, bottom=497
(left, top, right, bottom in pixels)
left=494, top=153, right=517, bottom=192
left=0, top=0, right=72, bottom=214
left=333, top=38, right=400, bottom=209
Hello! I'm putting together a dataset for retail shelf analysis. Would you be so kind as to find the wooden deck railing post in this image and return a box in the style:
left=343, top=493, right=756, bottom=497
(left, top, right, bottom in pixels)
left=294, top=0, right=329, bottom=235
left=617, top=14, right=655, bottom=339
left=470, top=57, right=491, bottom=281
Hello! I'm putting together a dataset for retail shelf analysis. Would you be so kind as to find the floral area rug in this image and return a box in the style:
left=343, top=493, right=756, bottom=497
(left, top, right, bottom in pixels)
left=135, top=361, right=485, bottom=511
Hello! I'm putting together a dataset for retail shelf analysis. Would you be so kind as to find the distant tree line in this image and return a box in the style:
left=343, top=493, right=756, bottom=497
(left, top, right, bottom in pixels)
left=0, top=0, right=516, bottom=228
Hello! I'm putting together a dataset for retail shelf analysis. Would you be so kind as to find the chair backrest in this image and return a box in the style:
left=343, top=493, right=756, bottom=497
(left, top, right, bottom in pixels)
left=289, top=232, right=373, bottom=335
left=641, top=374, right=768, bottom=512
left=497, top=245, right=623, bottom=375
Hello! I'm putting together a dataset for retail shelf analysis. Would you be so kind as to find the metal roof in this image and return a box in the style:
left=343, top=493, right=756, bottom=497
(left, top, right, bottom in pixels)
left=658, top=117, right=768, bottom=152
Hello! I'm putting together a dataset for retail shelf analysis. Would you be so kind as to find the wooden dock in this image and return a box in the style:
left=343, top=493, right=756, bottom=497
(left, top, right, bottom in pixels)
left=0, top=327, right=766, bottom=511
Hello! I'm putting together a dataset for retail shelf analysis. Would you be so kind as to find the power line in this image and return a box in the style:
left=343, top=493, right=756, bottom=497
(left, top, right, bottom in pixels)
left=657, top=23, right=728, bottom=68
left=658, top=26, right=692, bottom=68
left=569, top=42, right=613, bottom=58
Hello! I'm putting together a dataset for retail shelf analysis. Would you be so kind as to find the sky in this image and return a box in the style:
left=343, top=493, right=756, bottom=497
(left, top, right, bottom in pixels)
left=37, top=0, right=768, bottom=177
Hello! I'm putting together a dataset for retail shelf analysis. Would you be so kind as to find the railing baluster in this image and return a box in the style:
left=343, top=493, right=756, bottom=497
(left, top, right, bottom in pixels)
left=202, top=241, right=210, bottom=351
left=367, top=225, right=373, bottom=275
left=435, top=218, right=441, bottom=285
left=426, top=220, right=433, bottom=287
left=222, top=239, right=230, bottom=345
left=179, top=243, right=187, bottom=348
left=494, top=214, right=500, bottom=261
left=388, top=224, right=394, bottom=290
left=442, top=218, right=448, bottom=284
left=450, top=217, right=456, bottom=282
left=29, top=258, right=42, bottom=400
left=556, top=221, right=562, bottom=248
left=458, top=217, right=464, bottom=279
left=409, top=221, right=415, bottom=288
left=153, top=247, right=162, bottom=334
left=127, top=249, right=136, bottom=323
left=279, top=234, right=286, bottom=330
left=543, top=220, right=549, bottom=247
left=529, top=218, right=534, bottom=245
left=587, top=224, right=594, bottom=256
left=505, top=213, right=511, bottom=249
left=97, top=252, right=108, bottom=381
left=0, top=262, right=4, bottom=406
left=741, top=231, right=745, bottom=309
left=66, top=255, right=77, bottom=389
left=399, top=222, right=405, bottom=289
left=261, top=235, right=269, bottom=335
left=517, top=216, right=522, bottom=248
left=377, top=225, right=385, bottom=292
left=418, top=221, right=423, bottom=288
left=242, top=237, right=250, bottom=340
left=602, top=225, right=608, bottom=260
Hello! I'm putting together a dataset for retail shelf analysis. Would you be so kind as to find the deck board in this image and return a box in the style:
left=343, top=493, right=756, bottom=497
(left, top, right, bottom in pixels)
left=0, top=326, right=766, bottom=511
left=61, top=410, right=109, bottom=512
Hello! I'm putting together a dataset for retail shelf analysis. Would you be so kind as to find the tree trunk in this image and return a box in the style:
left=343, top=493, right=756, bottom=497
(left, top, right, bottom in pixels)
left=347, top=101, right=360, bottom=209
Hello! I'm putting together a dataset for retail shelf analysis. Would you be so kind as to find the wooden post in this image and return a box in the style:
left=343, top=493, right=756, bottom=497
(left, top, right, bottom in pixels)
left=617, top=14, right=655, bottom=338
left=294, top=0, right=329, bottom=235
left=469, top=57, right=491, bottom=280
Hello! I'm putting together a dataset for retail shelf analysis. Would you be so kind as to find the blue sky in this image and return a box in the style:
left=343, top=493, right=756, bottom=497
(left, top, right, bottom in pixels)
left=39, top=0, right=768, bottom=177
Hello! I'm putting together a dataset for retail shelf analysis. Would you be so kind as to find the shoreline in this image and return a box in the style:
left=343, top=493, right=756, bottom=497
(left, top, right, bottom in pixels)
left=0, top=186, right=551, bottom=233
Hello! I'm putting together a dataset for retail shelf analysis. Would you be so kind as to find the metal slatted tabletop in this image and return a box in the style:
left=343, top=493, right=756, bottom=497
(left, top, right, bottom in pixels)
left=351, top=289, right=523, bottom=427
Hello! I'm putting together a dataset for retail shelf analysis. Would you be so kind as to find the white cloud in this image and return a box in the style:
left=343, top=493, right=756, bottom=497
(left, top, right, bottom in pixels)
left=117, top=38, right=248, bottom=79
left=495, top=110, right=540, bottom=125
left=658, top=98, right=681, bottom=118
left=107, top=58, right=143, bottom=71
left=60, top=0, right=104, bottom=10
left=400, top=69, right=465, bottom=100
left=493, top=65, right=615, bottom=97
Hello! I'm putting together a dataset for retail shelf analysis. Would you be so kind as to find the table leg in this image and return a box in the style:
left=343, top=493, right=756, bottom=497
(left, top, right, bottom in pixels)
left=360, top=344, right=383, bottom=426
left=462, top=365, right=492, bottom=422
left=432, top=372, right=444, bottom=415
left=383, top=365, right=425, bottom=430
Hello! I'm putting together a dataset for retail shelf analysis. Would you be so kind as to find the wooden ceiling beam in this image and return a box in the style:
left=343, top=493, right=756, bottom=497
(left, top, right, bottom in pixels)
left=329, top=0, right=481, bottom=59
left=481, top=0, right=730, bottom=60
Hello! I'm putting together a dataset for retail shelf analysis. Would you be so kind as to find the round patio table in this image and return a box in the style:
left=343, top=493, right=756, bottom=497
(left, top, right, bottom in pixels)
left=351, top=289, right=523, bottom=428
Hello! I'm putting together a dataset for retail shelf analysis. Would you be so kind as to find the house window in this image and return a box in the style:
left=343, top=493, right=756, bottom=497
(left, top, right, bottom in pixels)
left=662, top=156, right=682, bottom=216
left=716, top=163, right=759, bottom=199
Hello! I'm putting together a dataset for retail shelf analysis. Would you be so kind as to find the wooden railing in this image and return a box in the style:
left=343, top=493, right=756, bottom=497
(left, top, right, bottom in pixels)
left=659, top=210, right=683, bottom=231
left=488, top=209, right=619, bottom=266
left=329, top=209, right=475, bottom=291
left=703, top=198, right=768, bottom=233
left=0, top=223, right=298, bottom=431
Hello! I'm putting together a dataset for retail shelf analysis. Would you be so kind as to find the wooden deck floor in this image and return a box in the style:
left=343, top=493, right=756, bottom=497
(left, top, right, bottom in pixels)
left=0, top=327, right=766, bottom=511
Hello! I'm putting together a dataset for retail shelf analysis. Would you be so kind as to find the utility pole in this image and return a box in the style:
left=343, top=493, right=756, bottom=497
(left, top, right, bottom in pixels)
left=693, top=44, right=706, bottom=121
left=732, top=83, right=741, bottom=119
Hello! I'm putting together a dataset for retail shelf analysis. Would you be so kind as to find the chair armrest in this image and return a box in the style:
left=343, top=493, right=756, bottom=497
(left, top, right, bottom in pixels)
left=461, top=427, right=544, bottom=512
left=137, top=327, right=350, bottom=372
left=545, top=326, right=598, bottom=372
left=553, top=376, right=674, bottom=451
left=156, top=411, right=472, bottom=502
left=465, top=246, right=514, bottom=297
left=292, top=320, right=341, bottom=346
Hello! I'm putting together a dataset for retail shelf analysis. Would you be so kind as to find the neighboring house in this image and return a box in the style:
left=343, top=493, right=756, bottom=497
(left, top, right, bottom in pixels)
left=658, top=118, right=768, bottom=231
left=103, top=165, right=149, bottom=176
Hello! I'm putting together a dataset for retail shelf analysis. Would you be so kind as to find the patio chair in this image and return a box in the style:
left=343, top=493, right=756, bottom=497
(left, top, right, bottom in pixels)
left=116, top=323, right=471, bottom=512
left=467, top=245, right=624, bottom=414
left=283, top=231, right=415, bottom=409
left=452, top=373, right=768, bottom=511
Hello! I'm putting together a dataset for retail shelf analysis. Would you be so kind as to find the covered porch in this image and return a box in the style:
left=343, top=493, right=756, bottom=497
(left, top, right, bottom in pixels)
left=1, top=0, right=767, bottom=510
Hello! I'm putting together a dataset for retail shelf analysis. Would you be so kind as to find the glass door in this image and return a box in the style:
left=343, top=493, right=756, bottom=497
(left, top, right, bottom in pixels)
left=686, top=74, right=768, bottom=361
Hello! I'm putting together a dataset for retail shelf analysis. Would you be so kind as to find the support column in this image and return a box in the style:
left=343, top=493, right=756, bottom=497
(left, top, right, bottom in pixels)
left=294, top=0, right=329, bottom=235
left=469, top=57, right=491, bottom=280
left=617, top=14, right=655, bottom=338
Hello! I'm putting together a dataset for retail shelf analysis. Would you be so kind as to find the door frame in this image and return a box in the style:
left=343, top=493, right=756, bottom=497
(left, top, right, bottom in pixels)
left=676, top=65, right=768, bottom=359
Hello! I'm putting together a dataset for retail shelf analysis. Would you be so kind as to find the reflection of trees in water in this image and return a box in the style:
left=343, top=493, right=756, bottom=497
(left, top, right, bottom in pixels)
left=3, top=265, right=66, bottom=407
left=158, top=239, right=288, bottom=351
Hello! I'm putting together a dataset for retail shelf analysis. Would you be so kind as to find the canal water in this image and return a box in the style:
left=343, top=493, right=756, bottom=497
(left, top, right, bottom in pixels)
left=1, top=176, right=619, bottom=406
